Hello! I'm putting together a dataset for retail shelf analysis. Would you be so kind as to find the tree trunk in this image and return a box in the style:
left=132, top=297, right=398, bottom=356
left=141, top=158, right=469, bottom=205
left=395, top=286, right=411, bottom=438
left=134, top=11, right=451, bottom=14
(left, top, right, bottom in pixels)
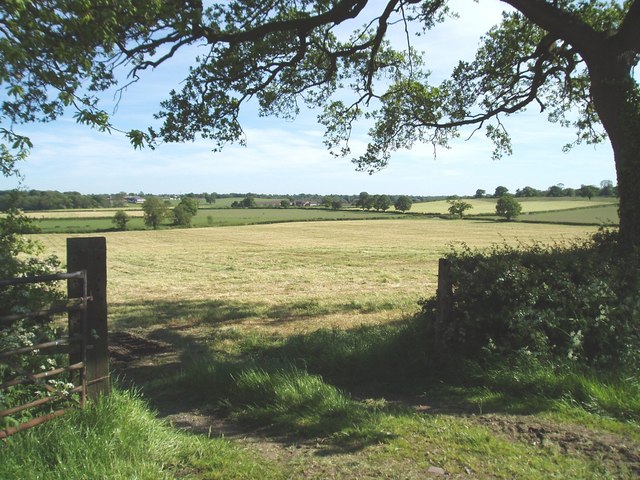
left=588, top=58, right=640, bottom=249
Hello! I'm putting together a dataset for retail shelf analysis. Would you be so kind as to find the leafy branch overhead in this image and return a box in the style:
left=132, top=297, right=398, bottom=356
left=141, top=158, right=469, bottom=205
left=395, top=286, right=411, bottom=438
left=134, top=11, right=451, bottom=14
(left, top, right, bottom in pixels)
left=1, top=1, right=639, bottom=245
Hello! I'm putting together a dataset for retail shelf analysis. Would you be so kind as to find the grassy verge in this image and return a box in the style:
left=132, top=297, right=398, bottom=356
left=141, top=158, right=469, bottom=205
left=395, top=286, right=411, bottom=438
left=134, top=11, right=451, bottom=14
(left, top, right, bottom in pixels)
left=0, top=388, right=281, bottom=480
left=139, top=314, right=638, bottom=478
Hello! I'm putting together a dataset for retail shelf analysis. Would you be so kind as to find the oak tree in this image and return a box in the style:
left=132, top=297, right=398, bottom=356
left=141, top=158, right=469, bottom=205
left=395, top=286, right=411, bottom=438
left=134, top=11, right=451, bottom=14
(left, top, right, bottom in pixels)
left=495, top=194, right=523, bottom=220
left=394, top=195, right=413, bottom=212
left=142, top=196, right=168, bottom=229
left=447, top=198, right=473, bottom=218
left=1, top=1, right=639, bottom=245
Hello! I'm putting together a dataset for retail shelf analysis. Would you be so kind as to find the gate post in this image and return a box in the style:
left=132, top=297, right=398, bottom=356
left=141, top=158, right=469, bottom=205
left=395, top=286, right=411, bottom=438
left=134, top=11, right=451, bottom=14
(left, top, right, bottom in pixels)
left=435, top=258, right=453, bottom=351
left=67, top=237, right=109, bottom=400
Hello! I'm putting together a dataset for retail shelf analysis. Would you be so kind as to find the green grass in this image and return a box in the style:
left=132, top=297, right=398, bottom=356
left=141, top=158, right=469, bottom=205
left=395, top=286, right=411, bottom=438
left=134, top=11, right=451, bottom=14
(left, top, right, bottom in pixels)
left=26, top=196, right=619, bottom=233
left=135, top=310, right=639, bottom=477
left=20, top=220, right=637, bottom=478
left=522, top=203, right=619, bottom=225
left=0, top=389, right=281, bottom=479
left=32, top=207, right=404, bottom=233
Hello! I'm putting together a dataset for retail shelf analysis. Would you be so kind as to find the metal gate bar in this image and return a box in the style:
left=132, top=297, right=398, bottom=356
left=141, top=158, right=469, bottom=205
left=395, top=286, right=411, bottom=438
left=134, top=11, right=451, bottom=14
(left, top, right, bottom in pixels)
left=0, top=270, right=89, bottom=440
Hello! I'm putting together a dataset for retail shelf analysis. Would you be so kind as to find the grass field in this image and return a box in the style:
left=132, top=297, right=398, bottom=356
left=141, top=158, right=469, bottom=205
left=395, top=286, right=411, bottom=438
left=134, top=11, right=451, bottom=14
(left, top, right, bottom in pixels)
left=412, top=196, right=618, bottom=213
left=12, top=218, right=637, bottom=478
left=32, top=207, right=404, bottom=233
left=34, top=218, right=598, bottom=333
left=23, top=196, right=620, bottom=234
left=523, top=203, right=619, bottom=224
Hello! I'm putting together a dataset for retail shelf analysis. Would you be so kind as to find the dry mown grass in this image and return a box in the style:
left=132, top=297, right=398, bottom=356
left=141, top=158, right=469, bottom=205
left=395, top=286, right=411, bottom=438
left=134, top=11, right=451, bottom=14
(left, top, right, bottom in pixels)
left=411, top=197, right=617, bottom=215
left=35, top=218, right=596, bottom=336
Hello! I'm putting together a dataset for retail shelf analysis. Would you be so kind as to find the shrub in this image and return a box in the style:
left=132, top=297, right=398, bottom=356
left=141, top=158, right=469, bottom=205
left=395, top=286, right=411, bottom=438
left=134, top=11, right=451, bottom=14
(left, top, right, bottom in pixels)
left=111, top=210, right=130, bottom=230
left=425, top=230, right=639, bottom=371
left=1, top=206, right=65, bottom=427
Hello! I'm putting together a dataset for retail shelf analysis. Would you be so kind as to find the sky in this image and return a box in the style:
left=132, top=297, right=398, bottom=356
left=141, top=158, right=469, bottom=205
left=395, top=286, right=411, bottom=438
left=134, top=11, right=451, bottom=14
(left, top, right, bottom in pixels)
left=0, top=0, right=618, bottom=197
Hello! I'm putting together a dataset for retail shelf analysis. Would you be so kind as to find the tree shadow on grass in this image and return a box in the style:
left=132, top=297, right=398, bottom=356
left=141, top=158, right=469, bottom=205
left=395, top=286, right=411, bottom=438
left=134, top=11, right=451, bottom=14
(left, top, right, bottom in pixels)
left=107, top=297, right=584, bottom=455
left=107, top=297, right=425, bottom=453
left=109, top=297, right=400, bottom=331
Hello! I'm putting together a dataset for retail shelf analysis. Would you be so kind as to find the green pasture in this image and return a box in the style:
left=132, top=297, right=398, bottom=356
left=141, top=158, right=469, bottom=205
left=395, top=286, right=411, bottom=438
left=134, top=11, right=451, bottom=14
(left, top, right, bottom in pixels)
left=522, top=203, right=619, bottom=225
left=26, top=196, right=620, bottom=234
left=32, top=207, right=404, bottom=233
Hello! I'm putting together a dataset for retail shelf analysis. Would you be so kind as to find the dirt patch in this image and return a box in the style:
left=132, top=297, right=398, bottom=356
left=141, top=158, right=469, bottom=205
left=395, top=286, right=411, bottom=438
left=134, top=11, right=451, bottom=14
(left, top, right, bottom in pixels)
left=109, top=331, right=174, bottom=366
left=473, top=414, right=640, bottom=475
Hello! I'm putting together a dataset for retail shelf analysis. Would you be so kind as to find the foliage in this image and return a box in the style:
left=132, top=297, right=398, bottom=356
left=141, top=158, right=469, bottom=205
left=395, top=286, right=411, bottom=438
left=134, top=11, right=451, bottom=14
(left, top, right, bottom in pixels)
left=495, top=194, right=522, bottom=220
left=142, top=196, right=168, bottom=229
left=373, top=194, right=392, bottom=212
left=394, top=194, right=412, bottom=212
left=231, top=195, right=257, bottom=209
left=0, top=206, right=61, bottom=317
left=0, top=204, right=65, bottom=428
left=426, top=230, right=640, bottom=371
left=111, top=210, right=130, bottom=230
left=447, top=198, right=472, bottom=218
left=1, top=1, right=639, bottom=244
left=493, top=186, right=509, bottom=198
left=172, top=197, right=198, bottom=226
left=0, top=190, right=116, bottom=210
left=578, top=184, right=600, bottom=200
left=355, top=191, right=373, bottom=210
left=474, top=189, right=486, bottom=198
left=203, top=192, right=216, bottom=204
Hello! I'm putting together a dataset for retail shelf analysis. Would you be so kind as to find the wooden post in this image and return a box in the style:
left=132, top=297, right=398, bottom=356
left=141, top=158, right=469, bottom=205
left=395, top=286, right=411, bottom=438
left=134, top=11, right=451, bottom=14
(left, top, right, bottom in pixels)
left=435, top=258, right=453, bottom=350
left=67, top=237, right=109, bottom=400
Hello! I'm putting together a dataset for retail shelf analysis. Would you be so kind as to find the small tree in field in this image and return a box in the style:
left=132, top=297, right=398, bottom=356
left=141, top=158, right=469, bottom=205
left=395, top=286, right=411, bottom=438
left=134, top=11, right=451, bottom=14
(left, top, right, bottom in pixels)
left=373, top=194, right=391, bottom=212
left=448, top=198, right=473, bottom=219
left=142, top=197, right=168, bottom=229
left=240, top=195, right=257, bottom=208
left=112, top=210, right=130, bottom=230
left=173, top=197, right=198, bottom=227
left=394, top=195, right=412, bottom=212
left=356, top=191, right=371, bottom=210
left=496, top=194, right=522, bottom=221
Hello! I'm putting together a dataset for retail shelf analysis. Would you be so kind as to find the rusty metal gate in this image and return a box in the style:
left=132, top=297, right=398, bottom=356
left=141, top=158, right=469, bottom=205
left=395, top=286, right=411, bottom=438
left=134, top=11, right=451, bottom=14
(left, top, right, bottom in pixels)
left=0, top=237, right=109, bottom=440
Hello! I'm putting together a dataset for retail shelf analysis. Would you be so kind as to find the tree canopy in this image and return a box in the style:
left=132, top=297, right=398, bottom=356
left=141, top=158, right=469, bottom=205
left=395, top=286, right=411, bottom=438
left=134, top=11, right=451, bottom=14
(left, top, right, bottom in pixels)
left=1, top=1, right=639, bottom=244
left=495, top=194, right=523, bottom=220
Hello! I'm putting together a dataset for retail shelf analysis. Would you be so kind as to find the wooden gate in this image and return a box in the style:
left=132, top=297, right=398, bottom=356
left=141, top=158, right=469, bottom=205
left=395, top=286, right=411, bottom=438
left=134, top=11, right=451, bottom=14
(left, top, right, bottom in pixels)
left=0, top=237, right=108, bottom=439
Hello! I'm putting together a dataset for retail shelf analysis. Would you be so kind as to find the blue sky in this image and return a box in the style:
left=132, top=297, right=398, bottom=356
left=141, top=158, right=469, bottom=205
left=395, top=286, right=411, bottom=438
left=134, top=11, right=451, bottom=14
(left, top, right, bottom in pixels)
left=0, top=0, right=618, bottom=196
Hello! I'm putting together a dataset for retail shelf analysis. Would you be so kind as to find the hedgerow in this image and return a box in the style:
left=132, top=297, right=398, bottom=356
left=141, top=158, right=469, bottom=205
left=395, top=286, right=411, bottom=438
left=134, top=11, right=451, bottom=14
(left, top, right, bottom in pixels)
left=425, top=230, right=639, bottom=371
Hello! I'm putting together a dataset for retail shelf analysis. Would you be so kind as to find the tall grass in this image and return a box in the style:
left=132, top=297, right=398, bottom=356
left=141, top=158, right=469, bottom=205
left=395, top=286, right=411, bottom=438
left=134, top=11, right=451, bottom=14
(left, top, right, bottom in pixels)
left=0, top=388, right=280, bottom=480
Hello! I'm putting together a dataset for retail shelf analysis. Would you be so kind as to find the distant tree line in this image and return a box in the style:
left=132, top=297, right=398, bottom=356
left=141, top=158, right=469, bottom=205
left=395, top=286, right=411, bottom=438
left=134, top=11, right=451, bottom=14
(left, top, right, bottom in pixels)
left=0, top=190, right=439, bottom=211
left=0, top=190, right=118, bottom=210
left=1, top=182, right=616, bottom=212
left=474, top=181, right=617, bottom=200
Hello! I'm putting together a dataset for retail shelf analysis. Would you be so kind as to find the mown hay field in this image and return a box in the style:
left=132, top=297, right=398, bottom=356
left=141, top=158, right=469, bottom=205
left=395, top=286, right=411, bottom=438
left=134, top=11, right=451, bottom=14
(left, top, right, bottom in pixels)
left=34, top=218, right=598, bottom=336
left=411, top=196, right=617, bottom=215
